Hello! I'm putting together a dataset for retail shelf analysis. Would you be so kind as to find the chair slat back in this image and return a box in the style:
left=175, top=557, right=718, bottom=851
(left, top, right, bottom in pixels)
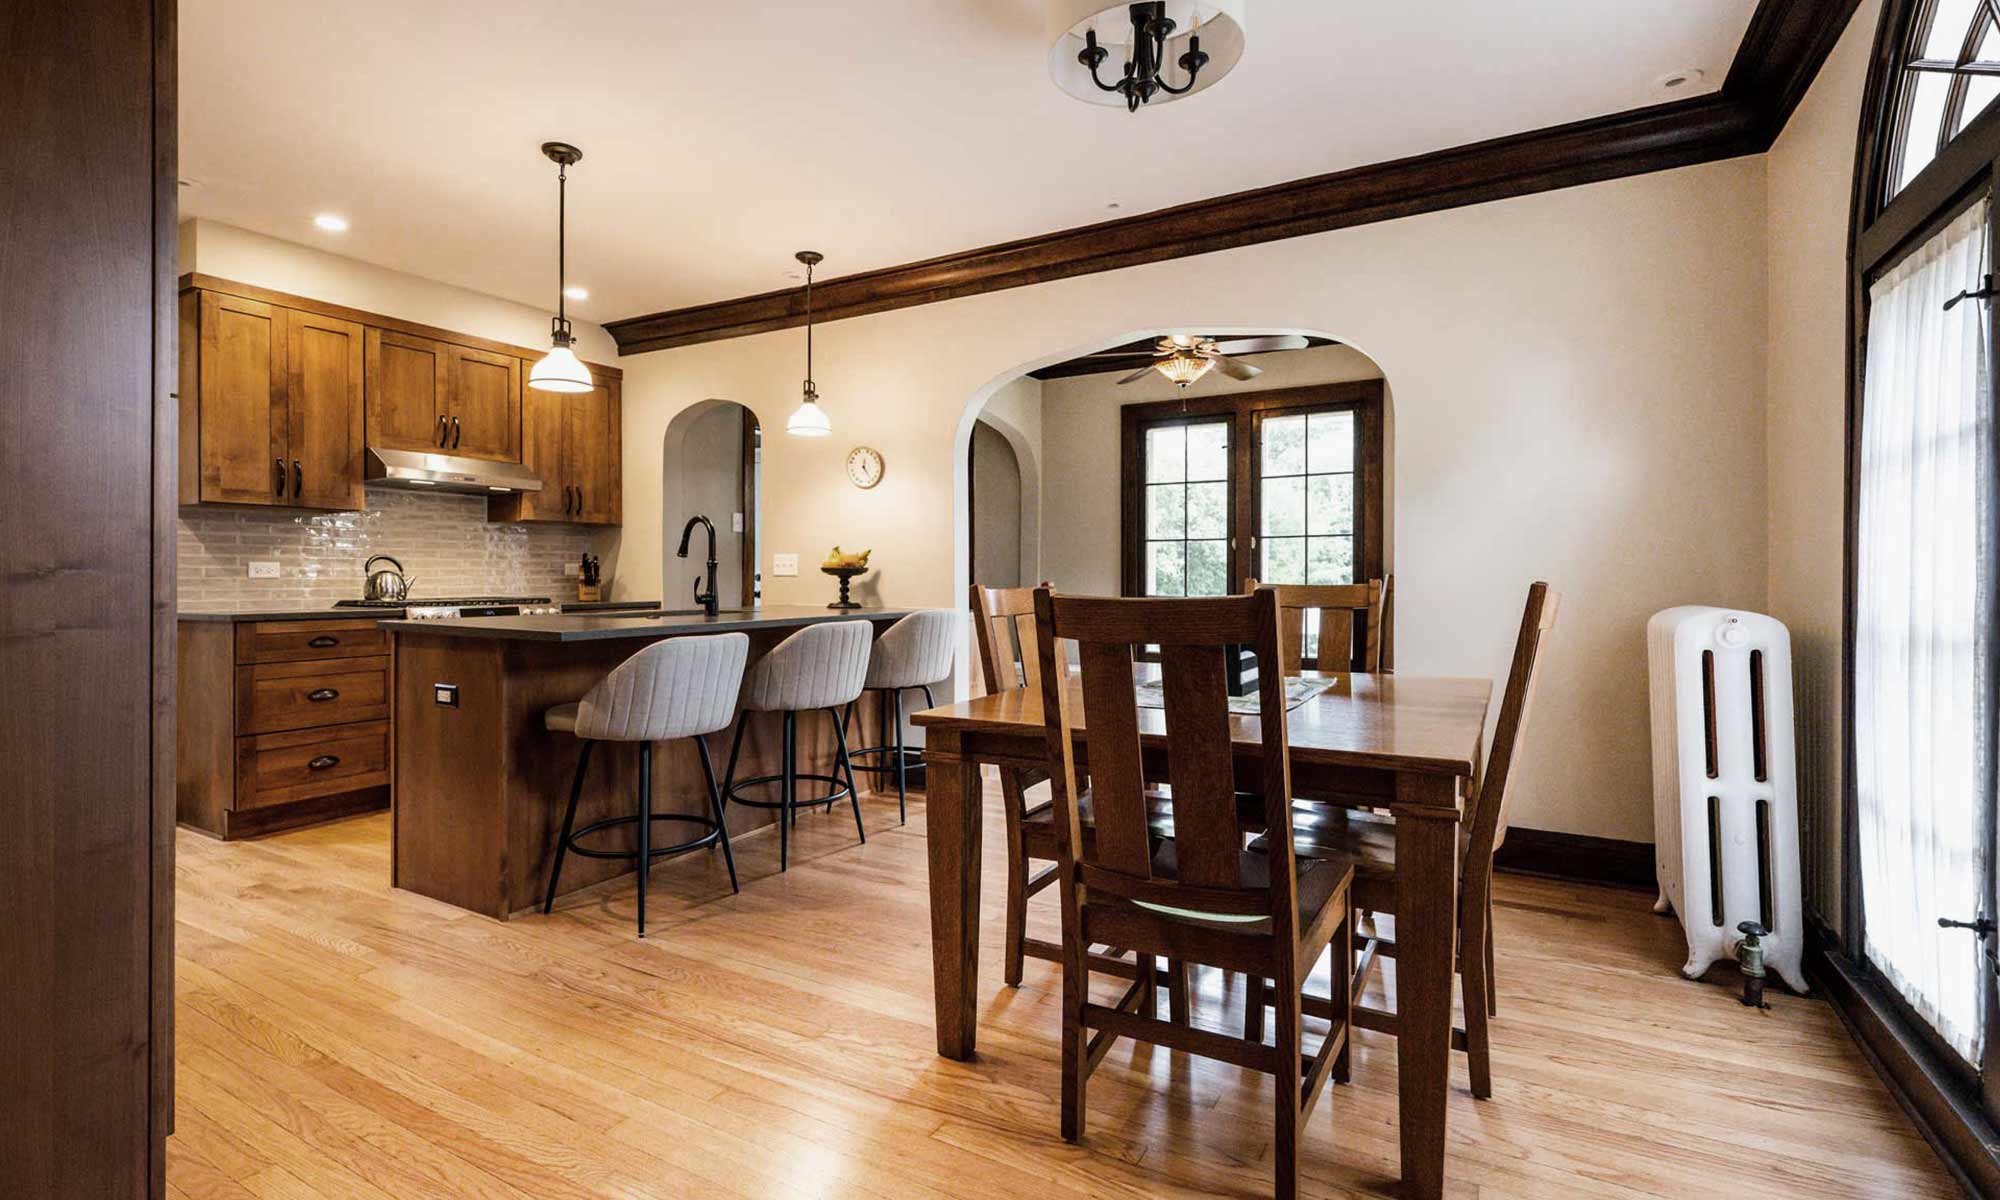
left=1466, top=582, right=1559, bottom=865
left=1243, top=577, right=1391, bottom=674
left=971, top=583, right=1042, bottom=696
left=1032, top=590, right=1299, bottom=923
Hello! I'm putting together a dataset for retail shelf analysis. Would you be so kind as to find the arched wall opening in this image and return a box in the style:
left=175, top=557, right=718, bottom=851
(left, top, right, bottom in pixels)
left=660, top=399, right=761, bottom=610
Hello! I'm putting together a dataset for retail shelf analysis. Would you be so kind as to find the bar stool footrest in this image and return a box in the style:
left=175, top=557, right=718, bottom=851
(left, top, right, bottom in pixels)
left=563, top=812, right=728, bottom=861
left=723, top=773, right=853, bottom=811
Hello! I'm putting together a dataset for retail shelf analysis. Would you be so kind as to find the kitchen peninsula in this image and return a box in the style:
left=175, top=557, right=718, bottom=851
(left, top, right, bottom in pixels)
left=386, top=605, right=915, bottom=918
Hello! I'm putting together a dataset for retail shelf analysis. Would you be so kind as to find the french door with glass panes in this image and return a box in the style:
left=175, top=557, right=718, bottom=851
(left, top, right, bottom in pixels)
left=1124, top=382, right=1383, bottom=602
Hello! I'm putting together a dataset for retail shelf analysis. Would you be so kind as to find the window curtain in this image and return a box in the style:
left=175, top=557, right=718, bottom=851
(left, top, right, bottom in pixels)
left=1857, top=199, right=1993, bottom=1063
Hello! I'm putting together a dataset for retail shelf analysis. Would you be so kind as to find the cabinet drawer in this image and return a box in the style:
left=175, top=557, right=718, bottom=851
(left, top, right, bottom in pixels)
left=236, top=618, right=389, bottom=664
left=234, top=721, right=389, bottom=810
left=236, top=656, right=390, bottom=734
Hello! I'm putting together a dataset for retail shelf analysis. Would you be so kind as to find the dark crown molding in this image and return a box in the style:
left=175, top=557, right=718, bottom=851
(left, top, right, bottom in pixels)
left=605, top=0, right=1859, bottom=355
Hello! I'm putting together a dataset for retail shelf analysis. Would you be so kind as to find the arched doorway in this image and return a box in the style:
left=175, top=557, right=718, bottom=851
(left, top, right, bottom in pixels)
left=661, top=400, right=761, bottom=609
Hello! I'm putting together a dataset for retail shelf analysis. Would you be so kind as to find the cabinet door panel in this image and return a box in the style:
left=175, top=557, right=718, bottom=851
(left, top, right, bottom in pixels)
left=445, top=346, right=521, bottom=462
left=366, top=329, right=448, bottom=453
left=516, top=381, right=570, bottom=521
left=286, top=310, right=365, bottom=510
left=567, top=378, right=621, bottom=525
left=198, top=292, right=288, bottom=505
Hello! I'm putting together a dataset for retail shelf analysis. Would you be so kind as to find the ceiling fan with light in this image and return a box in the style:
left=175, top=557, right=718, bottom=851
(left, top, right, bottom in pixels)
left=1084, top=333, right=1309, bottom=387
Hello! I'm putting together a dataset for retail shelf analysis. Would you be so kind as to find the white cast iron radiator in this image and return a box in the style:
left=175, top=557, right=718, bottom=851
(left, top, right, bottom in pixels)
left=1647, top=607, right=1808, bottom=993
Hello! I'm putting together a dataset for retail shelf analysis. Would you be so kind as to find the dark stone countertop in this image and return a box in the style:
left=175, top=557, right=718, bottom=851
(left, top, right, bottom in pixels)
left=377, top=605, right=918, bottom=643
left=178, top=606, right=404, bottom=623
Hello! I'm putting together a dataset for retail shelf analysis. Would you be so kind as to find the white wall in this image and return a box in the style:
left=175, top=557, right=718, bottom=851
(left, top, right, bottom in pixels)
left=616, top=157, right=1770, bottom=842
left=1765, top=0, right=1878, bottom=926
left=970, top=422, right=1024, bottom=589
left=1038, top=344, right=1387, bottom=596
left=664, top=403, right=751, bottom=609
left=978, top=374, right=1044, bottom=586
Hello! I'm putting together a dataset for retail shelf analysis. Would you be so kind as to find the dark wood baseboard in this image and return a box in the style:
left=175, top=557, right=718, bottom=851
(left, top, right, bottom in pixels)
left=219, top=787, right=391, bottom=840
left=1492, top=827, right=1656, bottom=890
left=1810, top=937, right=1997, bottom=1198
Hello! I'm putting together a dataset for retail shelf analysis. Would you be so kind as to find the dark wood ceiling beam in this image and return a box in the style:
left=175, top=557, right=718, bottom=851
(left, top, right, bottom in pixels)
left=604, top=0, right=1858, bottom=355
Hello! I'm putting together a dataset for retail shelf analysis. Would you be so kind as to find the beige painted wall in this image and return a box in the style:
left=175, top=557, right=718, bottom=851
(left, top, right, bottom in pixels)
left=1764, top=0, right=1878, bottom=927
left=1039, top=344, right=1387, bottom=597
left=970, top=422, right=1024, bottom=589
left=666, top=403, right=751, bottom=609
left=978, top=374, right=1044, bottom=586
left=615, top=158, right=1770, bottom=842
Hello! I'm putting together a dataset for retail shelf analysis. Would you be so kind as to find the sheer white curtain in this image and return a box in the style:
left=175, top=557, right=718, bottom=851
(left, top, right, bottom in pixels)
left=1857, top=200, right=1993, bottom=1063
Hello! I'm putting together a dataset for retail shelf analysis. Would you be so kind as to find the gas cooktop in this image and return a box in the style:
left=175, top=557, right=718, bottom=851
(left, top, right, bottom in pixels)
left=334, top=596, right=552, bottom=609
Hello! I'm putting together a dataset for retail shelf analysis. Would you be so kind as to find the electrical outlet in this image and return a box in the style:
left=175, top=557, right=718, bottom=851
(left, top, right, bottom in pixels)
left=247, top=561, right=280, bottom=580
left=772, top=553, right=798, bottom=577
left=731, top=512, right=744, bottom=533
left=565, top=561, right=582, bottom=577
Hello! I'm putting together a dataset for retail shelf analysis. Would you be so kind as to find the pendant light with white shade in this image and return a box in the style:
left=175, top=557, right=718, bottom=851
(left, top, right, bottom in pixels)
left=787, top=250, right=832, bottom=437
left=528, top=141, right=593, bottom=394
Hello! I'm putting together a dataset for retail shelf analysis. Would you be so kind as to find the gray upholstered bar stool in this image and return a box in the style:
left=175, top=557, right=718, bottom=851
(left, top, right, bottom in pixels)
left=542, top=632, right=750, bottom=937
left=719, top=620, right=873, bottom=872
left=842, top=610, right=957, bottom=824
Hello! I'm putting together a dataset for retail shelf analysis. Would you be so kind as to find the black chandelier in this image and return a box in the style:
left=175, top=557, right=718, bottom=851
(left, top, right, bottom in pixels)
left=1077, top=2, right=1210, bottom=112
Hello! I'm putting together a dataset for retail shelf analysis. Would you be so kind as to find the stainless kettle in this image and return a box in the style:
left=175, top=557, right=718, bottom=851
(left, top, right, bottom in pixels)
left=363, top=554, right=413, bottom=602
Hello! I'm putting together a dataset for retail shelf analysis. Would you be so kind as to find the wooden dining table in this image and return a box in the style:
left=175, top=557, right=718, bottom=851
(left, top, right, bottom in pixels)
left=911, top=670, right=1492, bottom=1200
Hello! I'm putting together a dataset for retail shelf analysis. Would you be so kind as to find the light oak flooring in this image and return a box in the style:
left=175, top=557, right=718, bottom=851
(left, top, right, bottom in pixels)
left=168, top=786, right=1959, bottom=1199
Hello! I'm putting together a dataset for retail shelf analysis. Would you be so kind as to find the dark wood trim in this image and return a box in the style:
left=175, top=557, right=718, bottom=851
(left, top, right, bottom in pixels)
left=1118, top=382, right=1386, bottom=603
left=1491, top=827, right=1656, bottom=890
left=1810, top=933, right=2000, bottom=1197
left=179, top=273, right=624, bottom=381
left=152, top=0, right=179, bottom=1177
left=604, top=0, right=1857, bottom=354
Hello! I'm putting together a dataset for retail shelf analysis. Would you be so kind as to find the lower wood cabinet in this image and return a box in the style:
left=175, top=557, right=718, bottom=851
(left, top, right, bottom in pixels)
left=177, top=618, right=393, bottom=839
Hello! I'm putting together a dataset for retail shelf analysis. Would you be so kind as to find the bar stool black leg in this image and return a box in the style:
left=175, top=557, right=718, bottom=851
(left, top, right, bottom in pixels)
left=543, top=740, right=595, bottom=914
left=636, top=743, right=652, bottom=937
left=892, top=688, right=908, bottom=825
left=831, top=705, right=866, bottom=843
left=720, top=711, right=750, bottom=819
left=780, top=711, right=795, bottom=871
left=695, top=734, right=738, bottom=894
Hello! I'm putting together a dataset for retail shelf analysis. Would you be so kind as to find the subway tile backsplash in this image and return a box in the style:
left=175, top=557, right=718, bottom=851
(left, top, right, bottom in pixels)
left=177, top=488, right=592, bottom=609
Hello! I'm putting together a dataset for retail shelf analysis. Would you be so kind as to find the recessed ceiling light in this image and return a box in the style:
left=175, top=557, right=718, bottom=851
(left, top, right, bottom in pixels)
left=312, top=213, right=349, bottom=232
left=563, top=286, right=589, bottom=301
left=1657, top=68, right=1705, bottom=92
left=1106, top=201, right=1122, bottom=211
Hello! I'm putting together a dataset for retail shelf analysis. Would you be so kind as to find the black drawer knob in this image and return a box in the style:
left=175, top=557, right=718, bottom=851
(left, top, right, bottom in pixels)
left=306, top=688, right=340, bottom=703
left=307, top=635, right=339, bottom=648
left=306, top=755, right=340, bottom=771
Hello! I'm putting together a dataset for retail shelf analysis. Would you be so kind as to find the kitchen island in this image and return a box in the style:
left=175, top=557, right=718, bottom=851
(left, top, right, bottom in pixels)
left=384, top=606, right=917, bottom=918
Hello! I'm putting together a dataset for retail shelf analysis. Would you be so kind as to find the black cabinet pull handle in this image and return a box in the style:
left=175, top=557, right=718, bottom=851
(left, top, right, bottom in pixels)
left=307, top=635, right=339, bottom=648
left=293, top=459, right=302, bottom=498
left=451, top=415, right=462, bottom=449
left=307, top=754, right=340, bottom=771
left=436, top=414, right=448, bottom=446
left=568, top=485, right=577, bottom=514
left=275, top=457, right=287, bottom=497
left=306, top=687, right=340, bottom=703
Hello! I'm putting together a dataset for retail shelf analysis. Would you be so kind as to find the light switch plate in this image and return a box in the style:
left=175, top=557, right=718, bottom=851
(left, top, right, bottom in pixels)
left=731, top=512, right=744, bottom=533
left=247, top=561, right=280, bottom=579
left=565, top=561, right=582, bottom=577
left=772, top=553, right=798, bottom=577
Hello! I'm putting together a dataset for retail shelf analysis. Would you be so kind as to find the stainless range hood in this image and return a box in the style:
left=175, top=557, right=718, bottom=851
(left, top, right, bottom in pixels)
left=364, top=447, right=545, bottom=496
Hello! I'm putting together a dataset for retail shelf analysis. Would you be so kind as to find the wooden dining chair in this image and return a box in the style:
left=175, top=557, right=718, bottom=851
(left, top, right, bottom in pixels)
left=972, top=583, right=1189, bottom=1007
left=1246, top=581, right=1558, bottom=1101
left=1032, top=586, right=1357, bottom=1200
left=1243, top=576, right=1392, bottom=675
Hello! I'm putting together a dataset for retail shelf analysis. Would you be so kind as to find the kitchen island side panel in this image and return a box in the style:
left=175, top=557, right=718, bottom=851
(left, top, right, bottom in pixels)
left=393, top=635, right=509, bottom=916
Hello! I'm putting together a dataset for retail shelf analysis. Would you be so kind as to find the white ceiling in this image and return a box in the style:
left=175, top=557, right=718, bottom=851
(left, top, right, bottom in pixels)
left=180, top=1, right=1759, bottom=325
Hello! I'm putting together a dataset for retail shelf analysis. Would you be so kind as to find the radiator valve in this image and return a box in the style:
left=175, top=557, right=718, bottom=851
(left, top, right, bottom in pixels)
left=1735, top=921, right=1769, bottom=1009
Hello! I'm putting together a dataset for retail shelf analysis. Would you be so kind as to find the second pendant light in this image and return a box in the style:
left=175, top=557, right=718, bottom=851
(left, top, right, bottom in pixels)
left=787, top=250, right=831, bottom=437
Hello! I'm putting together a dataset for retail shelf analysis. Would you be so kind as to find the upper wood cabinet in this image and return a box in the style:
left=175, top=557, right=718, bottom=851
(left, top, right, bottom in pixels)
left=179, top=291, right=363, bottom=509
left=178, top=276, right=620, bottom=521
left=491, top=374, right=621, bottom=526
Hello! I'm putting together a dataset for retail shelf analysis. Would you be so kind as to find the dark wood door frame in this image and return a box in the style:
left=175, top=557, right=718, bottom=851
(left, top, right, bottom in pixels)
left=604, top=0, right=1858, bottom=354
left=2, top=1, right=177, bottom=1195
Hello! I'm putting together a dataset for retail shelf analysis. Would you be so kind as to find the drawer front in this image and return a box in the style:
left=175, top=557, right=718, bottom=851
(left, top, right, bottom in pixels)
left=237, top=656, right=390, bottom=734
left=236, top=618, right=389, bottom=664
left=235, top=721, right=389, bottom=810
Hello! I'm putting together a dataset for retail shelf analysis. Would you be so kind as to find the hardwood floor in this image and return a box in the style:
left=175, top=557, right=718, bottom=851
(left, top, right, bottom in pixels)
left=168, top=784, right=1958, bottom=1199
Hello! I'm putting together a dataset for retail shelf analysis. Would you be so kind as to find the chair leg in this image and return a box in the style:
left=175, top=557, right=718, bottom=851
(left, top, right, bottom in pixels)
left=1001, top=775, right=1029, bottom=988
left=1060, top=955, right=1088, bottom=1143
left=831, top=706, right=866, bottom=844
left=892, top=688, right=908, bottom=825
left=543, top=741, right=594, bottom=914
left=1484, top=879, right=1498, bottom=1016
left=720, top=711, right=750, bottom=817
left=780, top=712, right=794, bottom=872
left=1273, top=975, right=1303, bottom=1200
left=1244, top=976, right=1265, bottom=1043
left=696, top=734, right=738, bottom=894
left=1167, top=958, right=1191, bottom=1026
left=1334, top=910, right=1353, bottom=1084
left=1463, top=890, right=1494, bottom=1100
left=1137, top=952, right=1158, bottom=1016
left=636, top=743, right=652, bottom=938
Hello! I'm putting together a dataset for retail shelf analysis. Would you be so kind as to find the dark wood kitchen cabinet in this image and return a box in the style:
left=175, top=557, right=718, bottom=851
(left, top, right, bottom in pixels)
left=178, top=288, right=364, bottom=509
left=178, top=617, right=393, bottom=839
left=365, top=327, right=451, bottom=453
left=490, top=374, right=621, bottom=525
left=445, top=344, right=522, bottom=461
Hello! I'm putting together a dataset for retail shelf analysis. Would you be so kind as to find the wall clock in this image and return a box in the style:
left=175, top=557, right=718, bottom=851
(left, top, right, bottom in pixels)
left=846, top=446, right=884, bottom=489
